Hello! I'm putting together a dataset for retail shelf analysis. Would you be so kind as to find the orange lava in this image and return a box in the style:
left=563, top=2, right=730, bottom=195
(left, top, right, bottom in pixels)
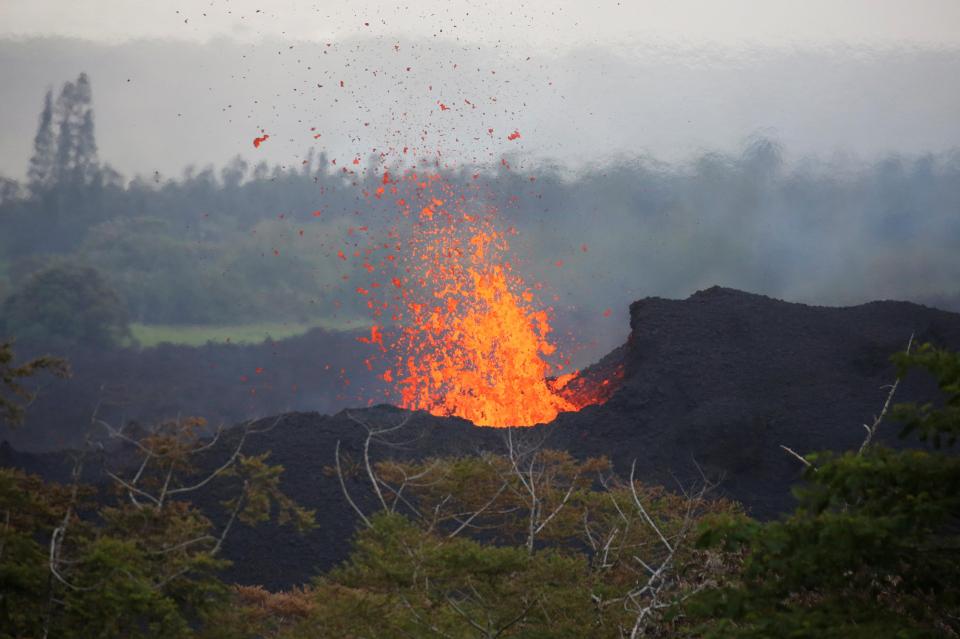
left=351, top=172, right=603, bottom=427
left=396, top=227, right=578, bottom=426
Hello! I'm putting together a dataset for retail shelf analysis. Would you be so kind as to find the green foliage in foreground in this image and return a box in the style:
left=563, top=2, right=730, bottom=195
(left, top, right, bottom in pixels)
left=0, top=417, right=314, bottom=638
left=2, top=343, right=959, bottom=638
left=206, top=448, right=740, bottom=639
left=314, top=513, right=595, bottom=638
left=0, top=340, right=69, bottom=426
left=685, top=343, right=960, bottom=638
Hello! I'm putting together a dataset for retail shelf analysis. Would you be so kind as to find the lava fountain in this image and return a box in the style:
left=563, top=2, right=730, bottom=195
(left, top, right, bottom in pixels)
left=352, top=170, right=605, bottom=427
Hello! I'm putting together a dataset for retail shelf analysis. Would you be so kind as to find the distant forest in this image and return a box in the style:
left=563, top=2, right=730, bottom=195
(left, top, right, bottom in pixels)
left=2, top=73, right=959, bottom=353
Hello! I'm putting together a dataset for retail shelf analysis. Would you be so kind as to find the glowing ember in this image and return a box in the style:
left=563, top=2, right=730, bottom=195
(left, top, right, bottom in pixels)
left=351, top=171, right=604, bottom=427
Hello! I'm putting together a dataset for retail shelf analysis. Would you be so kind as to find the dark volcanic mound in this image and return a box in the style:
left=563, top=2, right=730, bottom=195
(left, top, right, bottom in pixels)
left=550, top=286, right=960, bottom=513
left=5, top=287, right=960, bottom=589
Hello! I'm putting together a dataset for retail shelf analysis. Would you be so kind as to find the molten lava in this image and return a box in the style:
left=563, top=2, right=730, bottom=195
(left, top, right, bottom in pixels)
left=352, top=171, right=604, bottom=427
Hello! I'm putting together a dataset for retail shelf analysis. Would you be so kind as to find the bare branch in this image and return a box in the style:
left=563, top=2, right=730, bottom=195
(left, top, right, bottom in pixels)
left=445, top=595, right=491, bottom=637
left=211, top=480, right=248, bottom=556
left=345, top=411, right=413, bottom=515
left=126, top=450, right=153, bottom=507
left=377, top=476, right=424, bottom=519
left=425, top=494, right=452, bottom=535
left=47, top=527, right=96, bottom=592
left=334, top=440, right=372, bottom=528
left=157, top=460, right=176, bottom=506
left=47, top=449, right=96, bottom=595
left=165, top=427, right=250, bottom=497
left=400, top=595, right=456, bottom=638
left=188, top=424, right=224, bottom=454
left=448, top=481, right=509, bottom=538
left=534, top=472, right=579, bottom=535
left=629, top=460, right=673, bottom=554
left=779, top=444, right=812, bottom=468
left=599, top=527, right=619, bottom=569
left=619, top=472, right=712, bottom=638
left=104, top=470, right=161, bottom=507
left=492, top=599, right=537, bottom=638
left=146, top=535, right=217, bottom=556
left=97, top=418, right=159, bottom=457
left=582, top=509, right=599, bottom=552
left=362, top=426, right=389, bottom=512
left=858, top=332, right=914, bottom=455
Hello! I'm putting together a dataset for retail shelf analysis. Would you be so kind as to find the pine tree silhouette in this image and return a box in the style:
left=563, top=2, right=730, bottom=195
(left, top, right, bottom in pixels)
left=27, top=89, right=55, bottom=194
left=53, top=78, right=78, bottom=186
left=75, top=108, right=99, bottom=185
left=40, top=72, right=101, bottom=189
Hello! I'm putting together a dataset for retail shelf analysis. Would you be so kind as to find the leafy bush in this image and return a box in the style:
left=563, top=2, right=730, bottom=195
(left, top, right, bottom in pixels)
left=2, top=263, right=131, bottom=347
left=686, top=343, right=960, bottom=638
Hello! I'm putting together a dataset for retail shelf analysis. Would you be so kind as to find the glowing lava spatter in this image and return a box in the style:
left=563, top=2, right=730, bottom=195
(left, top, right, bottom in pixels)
left=351, top=171, right=600, bottom=427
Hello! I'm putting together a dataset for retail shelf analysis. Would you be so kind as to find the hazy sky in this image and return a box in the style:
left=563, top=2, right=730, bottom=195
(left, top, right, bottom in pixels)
left=1, top=1, right=958, bottom=180
left=3, top=0, right=960, bottom=48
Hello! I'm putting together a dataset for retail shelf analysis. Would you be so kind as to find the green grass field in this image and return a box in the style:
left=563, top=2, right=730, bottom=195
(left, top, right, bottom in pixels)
left=130, top=318, right=370, bottom=348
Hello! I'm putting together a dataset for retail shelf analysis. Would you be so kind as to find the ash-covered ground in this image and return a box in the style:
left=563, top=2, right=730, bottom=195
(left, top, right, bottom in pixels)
left=5, top=286, right=960, bottom=589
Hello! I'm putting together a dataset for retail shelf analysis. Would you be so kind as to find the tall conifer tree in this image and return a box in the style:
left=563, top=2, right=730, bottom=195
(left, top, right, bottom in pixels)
left=27, top=89, right=55, bottom=194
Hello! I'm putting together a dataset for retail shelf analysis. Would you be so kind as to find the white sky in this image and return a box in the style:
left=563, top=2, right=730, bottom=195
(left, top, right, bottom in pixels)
left=2, top=0, right=960, bottom=49
left=1, top=1, right=958, bottom=181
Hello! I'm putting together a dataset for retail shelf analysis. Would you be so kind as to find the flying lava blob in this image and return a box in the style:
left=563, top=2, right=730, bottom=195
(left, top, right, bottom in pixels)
left=348, top=171, right=604, bottom=427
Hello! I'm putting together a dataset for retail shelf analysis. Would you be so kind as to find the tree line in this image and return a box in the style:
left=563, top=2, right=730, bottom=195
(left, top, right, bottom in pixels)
left=2, top=74, right=960, bottom=349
